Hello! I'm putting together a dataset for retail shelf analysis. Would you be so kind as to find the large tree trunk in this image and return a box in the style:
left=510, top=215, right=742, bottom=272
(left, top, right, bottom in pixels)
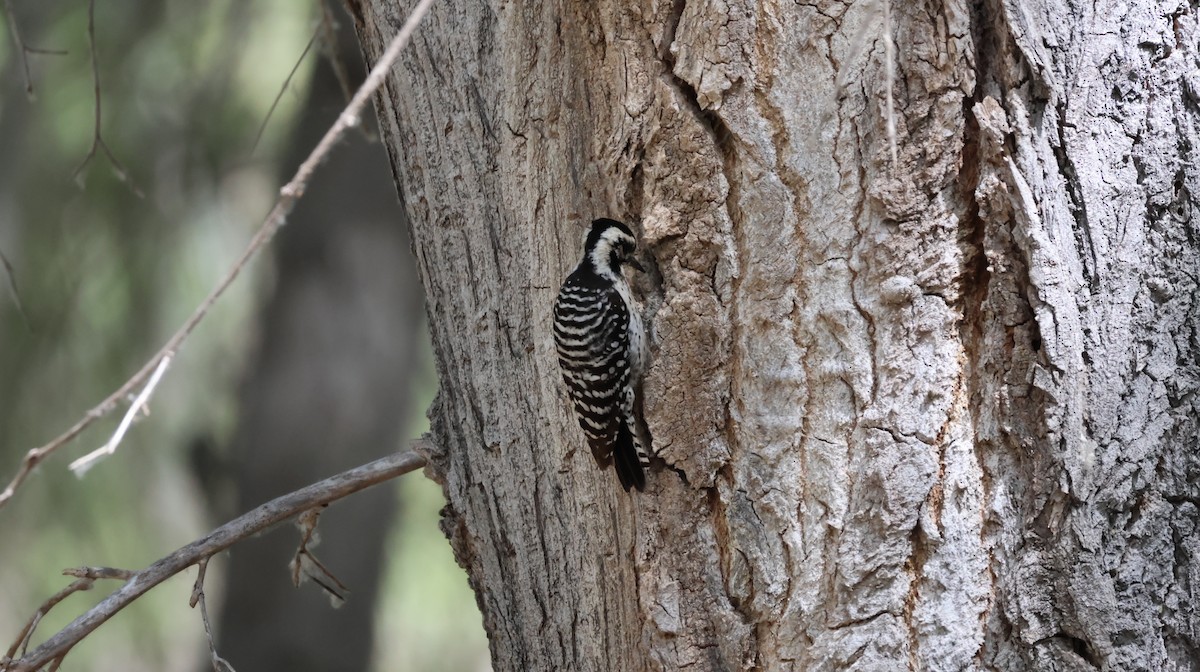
left=351, top=1, right=1200, bottom=670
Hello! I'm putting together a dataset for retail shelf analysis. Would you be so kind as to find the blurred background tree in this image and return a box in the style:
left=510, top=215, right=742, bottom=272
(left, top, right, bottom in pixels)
left=0, top=1, right=487, bottom=670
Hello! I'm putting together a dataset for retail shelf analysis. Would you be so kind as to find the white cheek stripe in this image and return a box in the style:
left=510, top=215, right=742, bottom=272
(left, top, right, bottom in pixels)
left=589, top=228, right=634, bottom=281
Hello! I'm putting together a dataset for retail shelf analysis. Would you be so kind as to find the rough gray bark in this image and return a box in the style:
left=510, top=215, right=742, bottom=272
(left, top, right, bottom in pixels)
left=353, top=1, right=1200, bottom=670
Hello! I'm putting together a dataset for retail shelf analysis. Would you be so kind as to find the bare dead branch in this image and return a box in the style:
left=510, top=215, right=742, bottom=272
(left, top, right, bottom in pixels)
left=0, top=0, right=437, bottom=512
left=250, top=23, right=322, bottom=156
left=68, top=355, right=172, bottom=476
left=187, top=559, right=207, bottom=610
left=291, top=507, right=322, bottom=587
left=71, top=0, right=143, bottom=197
left=290, top=506, right=349, bottom=607
left=2, top=580, right=92, bottom=664
left=1, top=566, right=131, bottom=666
left=61, top=567, right=135, bottom=581
left=0, top=449, right=427, bottom=672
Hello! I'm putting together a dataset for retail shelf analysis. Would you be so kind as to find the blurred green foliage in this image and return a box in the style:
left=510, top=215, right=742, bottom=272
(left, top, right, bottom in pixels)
left=0, top=1, right=486, bottom=670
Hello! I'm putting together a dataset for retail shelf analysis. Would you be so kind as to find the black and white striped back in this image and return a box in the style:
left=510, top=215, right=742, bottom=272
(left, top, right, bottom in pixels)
left=553, top=219, right=650, bottom=491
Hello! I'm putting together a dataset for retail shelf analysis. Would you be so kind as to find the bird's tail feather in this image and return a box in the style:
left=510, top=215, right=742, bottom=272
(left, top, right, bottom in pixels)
left=613, top=421, right=647, bottom=492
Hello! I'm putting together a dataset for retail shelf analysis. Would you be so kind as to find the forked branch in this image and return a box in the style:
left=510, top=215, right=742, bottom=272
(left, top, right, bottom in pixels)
left=72, top=0, right=141, bottom=196
left=1, top=0, right=68, bottom=99
left=0, top=449, right=427, bottom=672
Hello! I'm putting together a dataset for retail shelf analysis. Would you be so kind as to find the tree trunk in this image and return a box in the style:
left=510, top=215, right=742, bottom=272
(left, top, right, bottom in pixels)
left=351, top=1, right=1200, bottom=670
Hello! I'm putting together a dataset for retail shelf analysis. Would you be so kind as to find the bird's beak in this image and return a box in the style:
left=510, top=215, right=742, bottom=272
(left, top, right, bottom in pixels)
left=626, top=257, right=645, bottom=272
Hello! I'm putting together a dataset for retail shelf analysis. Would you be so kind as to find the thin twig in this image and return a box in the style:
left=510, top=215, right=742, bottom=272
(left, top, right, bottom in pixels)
left=188, top=560, right=206, bottom=609
left=250, top=23, right=322, bottom=156
left=67, top=355, right=172, bottom=477
left=0, top=0, right=437, bottom=513
left=72, top=0, right=142, bottom=197
left=0, top=247, right=31, bottom=333
left=191, top=560, right=235, bottom=672
left=290, top=506, right=349, bottom=606
left=0, top=0, right=29, bottom=95
left=1, top=565, right=132, bottom=667
left=0, top=450, right=427, bottom=672
left=3, top=580, right=89, bottom=663
left=321, top=1, right=377, bottom=143
left=290, top=508, right=321, bottom=588
left=320, top=0, right=356, bottom=107
left=61, top=567, right=135, bottom=581
left=1, top=0, right=66, bottom=99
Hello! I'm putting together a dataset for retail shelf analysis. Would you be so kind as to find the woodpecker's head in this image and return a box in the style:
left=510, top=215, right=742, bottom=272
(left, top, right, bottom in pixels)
left=585, top=218, right=643, bottom=278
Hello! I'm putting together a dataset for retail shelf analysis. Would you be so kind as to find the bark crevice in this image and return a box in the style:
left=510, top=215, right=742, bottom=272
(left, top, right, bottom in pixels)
left=355, top=0, right=1200, bottom=668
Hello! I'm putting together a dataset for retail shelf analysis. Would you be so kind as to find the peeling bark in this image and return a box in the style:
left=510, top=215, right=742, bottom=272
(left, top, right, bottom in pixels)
left=353, top=1, right=1200, bottom=669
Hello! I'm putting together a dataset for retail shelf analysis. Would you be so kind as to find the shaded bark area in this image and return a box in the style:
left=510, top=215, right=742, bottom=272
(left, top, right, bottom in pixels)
left=355, top=0, right=1199, bottom=669
left=210, top=12, right=423, bottom=671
